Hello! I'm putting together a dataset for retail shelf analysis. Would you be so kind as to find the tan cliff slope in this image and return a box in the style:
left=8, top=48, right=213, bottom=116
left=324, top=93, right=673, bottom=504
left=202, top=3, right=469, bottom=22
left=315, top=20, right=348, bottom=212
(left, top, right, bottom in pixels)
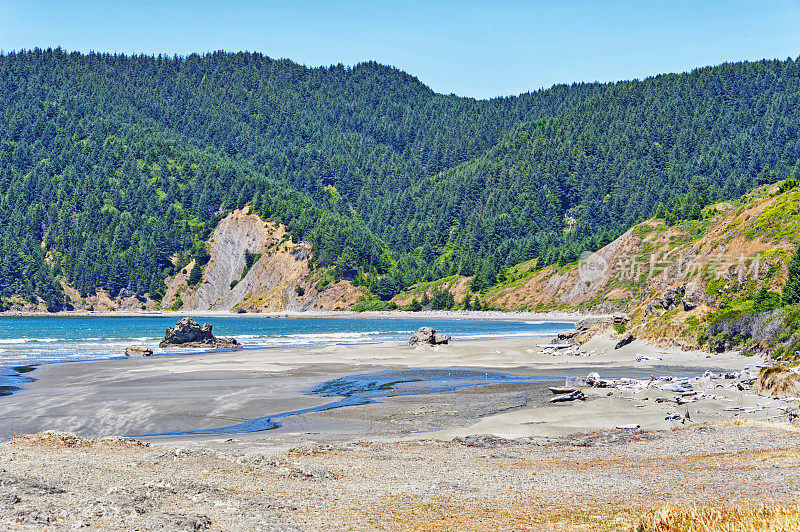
left=483, top=182, right=797, bottom=314
left=28, top=183, right=799, bottom=316
left=164, top=207, right=365, bottom=312
left=388, top=182, right=796, bottom=333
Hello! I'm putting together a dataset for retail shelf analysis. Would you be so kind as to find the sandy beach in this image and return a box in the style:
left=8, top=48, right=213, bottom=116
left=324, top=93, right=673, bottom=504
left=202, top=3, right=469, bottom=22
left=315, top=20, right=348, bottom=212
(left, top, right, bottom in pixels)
left=0, top=332, right=770, bottom=441
left=2, top=330, right=800, bottom=530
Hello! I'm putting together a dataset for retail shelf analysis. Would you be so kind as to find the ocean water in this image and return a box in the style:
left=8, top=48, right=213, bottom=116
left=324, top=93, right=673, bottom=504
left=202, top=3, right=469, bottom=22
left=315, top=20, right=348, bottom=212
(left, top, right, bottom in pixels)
left=0, top=315, right=572, bottom=370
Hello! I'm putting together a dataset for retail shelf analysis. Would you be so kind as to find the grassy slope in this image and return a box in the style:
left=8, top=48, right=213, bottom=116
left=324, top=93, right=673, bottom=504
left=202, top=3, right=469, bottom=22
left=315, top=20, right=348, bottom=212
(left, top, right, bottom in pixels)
left=388, top=182, right=800, bottom=344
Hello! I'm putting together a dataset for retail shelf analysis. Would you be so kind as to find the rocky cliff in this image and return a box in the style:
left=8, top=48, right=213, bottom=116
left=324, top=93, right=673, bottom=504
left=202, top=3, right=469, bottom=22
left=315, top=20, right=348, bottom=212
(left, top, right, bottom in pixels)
left=388, top=181, right=798, bottom=349
left=164, top=207, right=365, bottom=312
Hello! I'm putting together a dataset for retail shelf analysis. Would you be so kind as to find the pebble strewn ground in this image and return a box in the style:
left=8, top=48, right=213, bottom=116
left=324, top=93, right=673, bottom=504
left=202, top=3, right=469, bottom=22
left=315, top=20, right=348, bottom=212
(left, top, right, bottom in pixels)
left=2, top=421, right=799, bottom=530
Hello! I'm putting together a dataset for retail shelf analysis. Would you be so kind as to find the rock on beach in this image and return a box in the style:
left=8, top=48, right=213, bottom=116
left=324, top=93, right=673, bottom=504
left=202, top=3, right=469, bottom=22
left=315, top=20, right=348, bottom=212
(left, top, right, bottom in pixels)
left=124, top=345, right=153, bottom=357
left=409, top=327, right=451, bottom=345
left=159, top=317, right=241, bottom=348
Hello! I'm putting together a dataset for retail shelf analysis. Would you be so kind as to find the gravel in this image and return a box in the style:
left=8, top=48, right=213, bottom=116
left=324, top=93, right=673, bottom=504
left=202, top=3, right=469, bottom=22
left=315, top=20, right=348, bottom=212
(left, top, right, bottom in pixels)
left=2, top=422, right=799, bottom=530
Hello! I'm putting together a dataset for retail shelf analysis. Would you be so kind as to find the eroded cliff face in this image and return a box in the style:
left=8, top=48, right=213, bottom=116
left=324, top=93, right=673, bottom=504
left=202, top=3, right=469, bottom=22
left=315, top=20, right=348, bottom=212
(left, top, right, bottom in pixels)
left=165, top=208, right=365, bottom=312
left=61, top=285, right=157, bottom=313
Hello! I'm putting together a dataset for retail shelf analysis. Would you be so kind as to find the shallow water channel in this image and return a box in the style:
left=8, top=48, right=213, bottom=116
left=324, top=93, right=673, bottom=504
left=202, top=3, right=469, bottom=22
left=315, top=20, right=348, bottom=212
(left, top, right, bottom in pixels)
left=133, top=368, right=565, bottom=437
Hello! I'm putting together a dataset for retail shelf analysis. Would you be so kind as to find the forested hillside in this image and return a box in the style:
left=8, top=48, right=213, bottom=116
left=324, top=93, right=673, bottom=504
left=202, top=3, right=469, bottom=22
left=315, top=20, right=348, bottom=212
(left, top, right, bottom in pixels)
left=0, top=49, right=799, bottom=310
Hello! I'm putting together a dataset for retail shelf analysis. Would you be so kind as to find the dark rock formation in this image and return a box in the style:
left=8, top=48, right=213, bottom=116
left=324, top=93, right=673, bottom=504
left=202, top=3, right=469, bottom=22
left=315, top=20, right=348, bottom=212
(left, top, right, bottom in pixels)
left=159, top=318, right=241, bottom=348
left=611, top=312, right=630, bottom=324
left=615, top=333, right=635, bottom=349
left=552, top=329, right=578, bottom=344
left=409, top=327, right=450, bottom=345
left=125, top=345, right=153, bottom=357
left=663, top=285, right=684, bottom=308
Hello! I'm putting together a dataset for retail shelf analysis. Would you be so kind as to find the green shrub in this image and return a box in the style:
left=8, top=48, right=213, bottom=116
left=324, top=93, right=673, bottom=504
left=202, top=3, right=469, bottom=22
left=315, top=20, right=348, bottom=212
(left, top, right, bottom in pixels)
left=295, top=286, right=305, bottom=296
left=784, top=247, right=800, bottom=305
left=351, top=297, right=391, bottom=312
left=244, top=250, right=261, bottom=268
left=778, top=178, right=799, bottom=194
left=170, top=296, right=183, bottom=310
left=193, top=240, right=211, bottom=265
left=754, top=286, right=781, bottom=311
left=613, top=322, right=626, bottom=334
left=315, top=276, right=333, bottom=291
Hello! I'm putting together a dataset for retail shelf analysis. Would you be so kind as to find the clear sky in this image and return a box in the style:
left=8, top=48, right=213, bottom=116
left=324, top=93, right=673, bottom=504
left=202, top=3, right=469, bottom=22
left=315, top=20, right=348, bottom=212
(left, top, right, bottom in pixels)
left=1, top=0, right=799, bottom=99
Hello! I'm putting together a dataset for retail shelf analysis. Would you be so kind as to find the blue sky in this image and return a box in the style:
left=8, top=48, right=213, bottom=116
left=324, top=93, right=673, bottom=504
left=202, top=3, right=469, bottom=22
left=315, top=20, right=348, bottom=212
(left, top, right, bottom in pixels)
left=1, top=1, right=799, bottom=99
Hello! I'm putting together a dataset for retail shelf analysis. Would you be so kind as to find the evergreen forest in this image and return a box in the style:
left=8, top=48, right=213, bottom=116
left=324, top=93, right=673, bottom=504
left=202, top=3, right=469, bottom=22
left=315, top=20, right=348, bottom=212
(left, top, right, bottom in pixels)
left=1, top=48, right=799, bottom=310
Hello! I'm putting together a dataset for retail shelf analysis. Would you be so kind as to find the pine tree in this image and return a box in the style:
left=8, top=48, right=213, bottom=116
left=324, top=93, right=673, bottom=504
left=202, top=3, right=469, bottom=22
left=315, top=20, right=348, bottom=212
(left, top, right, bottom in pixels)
left=188, top=261, right=203, bottom=286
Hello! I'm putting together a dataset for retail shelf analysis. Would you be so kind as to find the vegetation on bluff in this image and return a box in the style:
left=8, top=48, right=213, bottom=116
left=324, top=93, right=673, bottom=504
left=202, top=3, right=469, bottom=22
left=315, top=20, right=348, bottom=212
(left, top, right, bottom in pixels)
left=1, top=49, right=800, bottom=309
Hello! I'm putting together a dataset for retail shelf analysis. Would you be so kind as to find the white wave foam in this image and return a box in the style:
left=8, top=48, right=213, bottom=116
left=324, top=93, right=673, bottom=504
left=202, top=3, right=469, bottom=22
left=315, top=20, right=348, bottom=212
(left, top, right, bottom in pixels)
left=0, top=338, right=30, bottom=344
left=0, top=337, right=72, bottom=344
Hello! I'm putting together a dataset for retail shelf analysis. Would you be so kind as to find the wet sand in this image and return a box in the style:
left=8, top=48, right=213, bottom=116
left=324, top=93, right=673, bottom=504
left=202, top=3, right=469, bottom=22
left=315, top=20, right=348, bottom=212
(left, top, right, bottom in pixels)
left=0, top=333, right=772, bottom=442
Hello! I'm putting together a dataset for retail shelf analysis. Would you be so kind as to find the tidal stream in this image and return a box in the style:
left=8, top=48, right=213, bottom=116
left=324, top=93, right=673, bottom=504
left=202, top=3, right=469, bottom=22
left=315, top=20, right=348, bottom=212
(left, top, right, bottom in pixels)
left=132, top=368, right=564, bottom=437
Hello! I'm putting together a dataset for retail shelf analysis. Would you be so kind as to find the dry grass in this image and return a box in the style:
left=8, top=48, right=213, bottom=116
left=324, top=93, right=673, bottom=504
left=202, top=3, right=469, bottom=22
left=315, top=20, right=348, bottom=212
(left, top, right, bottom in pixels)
left=369, top=496, right=800, bottom=531
left=367, top=495, right=644, bottom=531
left=722, top=418, right=800, bottom=432
left=637, top=503, right=800, bottom=532
left=755, top=364, right=800, bottom=397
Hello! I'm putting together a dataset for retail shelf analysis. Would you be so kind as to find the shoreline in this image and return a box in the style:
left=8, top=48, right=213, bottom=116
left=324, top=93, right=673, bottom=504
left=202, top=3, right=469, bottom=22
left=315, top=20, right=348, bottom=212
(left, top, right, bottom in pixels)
left=0, top=308, right=591, bottom=321
left=0, top=317, right=577, bottom=401
left=0, top=331, right=774, bottom=443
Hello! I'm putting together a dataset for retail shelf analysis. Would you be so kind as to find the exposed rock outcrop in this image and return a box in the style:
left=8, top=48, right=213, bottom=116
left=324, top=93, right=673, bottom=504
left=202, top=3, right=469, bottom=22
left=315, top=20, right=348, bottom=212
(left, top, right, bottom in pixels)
left=575, top=317, right=605, bottom=333
left=575, top=313, right=630, bottom=334
left=645, top=283, right=706, bottom=316
left=124, top=345, right=153, bottom=357
left=615, top=333, right=635, bottom=349
left=409, top=327, right=451, bottom=345
left=163, top=208, right=366, bottom=313
left=159, top=318, right=241, bottom=349
left=682, top=282, right=705, bottom=311
left=611, top=312, right=630, bottom=324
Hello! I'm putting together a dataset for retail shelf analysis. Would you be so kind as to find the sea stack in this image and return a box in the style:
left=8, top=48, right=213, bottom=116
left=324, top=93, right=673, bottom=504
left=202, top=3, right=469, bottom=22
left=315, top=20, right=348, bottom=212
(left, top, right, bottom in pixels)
left=409, top=327, right=451, bottom=345
left=159, top=317, right=241, bottom=348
